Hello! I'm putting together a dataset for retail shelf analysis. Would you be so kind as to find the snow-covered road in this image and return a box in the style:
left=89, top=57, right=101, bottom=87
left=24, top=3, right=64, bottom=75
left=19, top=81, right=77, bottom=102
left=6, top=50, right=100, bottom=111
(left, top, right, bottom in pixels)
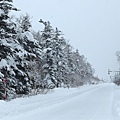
left=0, top=83, right=117, bottom=120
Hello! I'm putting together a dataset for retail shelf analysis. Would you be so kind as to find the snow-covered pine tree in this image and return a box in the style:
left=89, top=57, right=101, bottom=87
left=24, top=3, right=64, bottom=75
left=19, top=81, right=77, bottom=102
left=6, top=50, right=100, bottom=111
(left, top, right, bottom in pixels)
left=53, top=28, right=68, bottom=87
left=61, top=43, right=74, bottom=88
left=0, top=0, right=19, bottom=100
left=72, top=50, right=85, bottom=86
left=0, top=0, right=17, bottom=38
left=39, top=20, right=57, bottom=89
left=15, top=14, right=42, bottom=96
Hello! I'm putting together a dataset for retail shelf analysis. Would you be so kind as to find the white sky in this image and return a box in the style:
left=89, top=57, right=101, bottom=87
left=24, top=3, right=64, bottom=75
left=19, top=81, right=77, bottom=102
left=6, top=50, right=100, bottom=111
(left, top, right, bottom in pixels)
left=12, top=0, right=120, bottom=81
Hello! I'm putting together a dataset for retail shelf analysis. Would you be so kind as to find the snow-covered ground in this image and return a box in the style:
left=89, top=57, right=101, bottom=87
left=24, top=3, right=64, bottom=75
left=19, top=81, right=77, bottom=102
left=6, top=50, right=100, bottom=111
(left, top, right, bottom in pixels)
left=0, top=83, right=120, bottom=120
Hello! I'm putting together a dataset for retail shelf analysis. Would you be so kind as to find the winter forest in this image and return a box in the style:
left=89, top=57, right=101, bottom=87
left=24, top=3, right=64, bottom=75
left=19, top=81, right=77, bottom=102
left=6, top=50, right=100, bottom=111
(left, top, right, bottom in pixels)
left=0, top=0, right=103, bottom=100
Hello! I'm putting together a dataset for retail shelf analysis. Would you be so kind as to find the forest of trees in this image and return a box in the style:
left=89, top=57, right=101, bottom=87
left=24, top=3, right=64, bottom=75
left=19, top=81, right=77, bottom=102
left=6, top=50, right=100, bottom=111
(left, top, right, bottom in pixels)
left=0, top=0, right=102, bottom=100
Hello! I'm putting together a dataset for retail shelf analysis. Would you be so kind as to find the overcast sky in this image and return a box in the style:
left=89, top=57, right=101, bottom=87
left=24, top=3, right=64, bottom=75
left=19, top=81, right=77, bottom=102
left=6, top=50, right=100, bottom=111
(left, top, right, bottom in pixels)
left=13, top=0, right=120, bottom=81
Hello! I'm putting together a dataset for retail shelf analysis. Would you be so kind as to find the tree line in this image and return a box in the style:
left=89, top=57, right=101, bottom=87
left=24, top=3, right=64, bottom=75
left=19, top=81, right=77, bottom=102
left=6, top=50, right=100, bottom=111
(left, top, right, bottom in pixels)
left=0, top=0, right=101, bottom=100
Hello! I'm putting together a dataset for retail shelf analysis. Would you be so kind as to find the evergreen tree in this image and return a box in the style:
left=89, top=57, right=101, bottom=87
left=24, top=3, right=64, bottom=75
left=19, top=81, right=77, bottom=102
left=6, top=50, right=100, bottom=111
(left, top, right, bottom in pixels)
left=39, top=20, right=57, bottom=88
left=53, top=28, right=68, bottom=87
left=15, top=15, right=42, bottom=95
left=0, top=0, right=19, bottom=100
left=0, top=0, right=17, bottom=38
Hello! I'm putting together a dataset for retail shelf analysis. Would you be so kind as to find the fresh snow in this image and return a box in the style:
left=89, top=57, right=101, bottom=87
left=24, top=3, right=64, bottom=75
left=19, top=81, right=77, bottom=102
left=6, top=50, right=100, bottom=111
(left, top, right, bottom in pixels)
left=0, top=59, right=7, bottom=68
left=0, top=9, right=4, bottom=15
left=20, top=31, right=37, bottom=43
left=0, top=83, right=120, bottom=120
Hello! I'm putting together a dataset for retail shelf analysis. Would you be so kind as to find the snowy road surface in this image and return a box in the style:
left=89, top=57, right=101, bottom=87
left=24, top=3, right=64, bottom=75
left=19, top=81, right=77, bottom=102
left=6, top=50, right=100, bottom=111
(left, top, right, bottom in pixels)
left=0, top=83, right=117, bottom=120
